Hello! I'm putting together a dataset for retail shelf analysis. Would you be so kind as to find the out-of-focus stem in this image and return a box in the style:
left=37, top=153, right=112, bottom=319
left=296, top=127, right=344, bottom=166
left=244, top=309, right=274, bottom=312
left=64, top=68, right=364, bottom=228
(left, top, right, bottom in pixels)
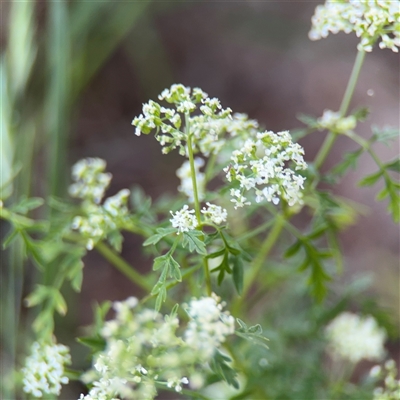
left=314, top=50, right=366, bottom=170
left=95, top=241, right=152, bottom=292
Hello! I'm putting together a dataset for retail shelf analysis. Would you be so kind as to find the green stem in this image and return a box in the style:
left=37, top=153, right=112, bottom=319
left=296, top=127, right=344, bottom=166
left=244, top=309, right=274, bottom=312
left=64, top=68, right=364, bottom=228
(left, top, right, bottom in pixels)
left=186, top=134, right=201, bottom=223
left=0, top=207, right=35, bottom=227
left=94, top=241, right=152, bottom=292
left=185, top=114, right=212, bottom=296
left=339, top=50, right=366, bottom=117
left=314, top=50, right=366, bottom=170
left=203, top=257, right=212, bottom=296
left=237, top=218, right=275, bottom=242
left=242, top=213, right=285, bottom=298
left=345, top=130, right=394, bottom=187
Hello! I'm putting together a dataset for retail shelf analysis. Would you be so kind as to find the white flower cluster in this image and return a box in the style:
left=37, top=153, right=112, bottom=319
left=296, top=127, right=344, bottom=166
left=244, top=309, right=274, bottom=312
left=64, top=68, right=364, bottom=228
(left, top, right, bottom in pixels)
left=309, top=0, right=400, bottom=52
left=69, top=158, right=112, bottom=204
left=69, top=158, right=131, bottom=250
left=132, top=84, right=261, bottom=158
left=72, top=189, right=130, bottom=250
left=190, top=111, right=259, bottom=157
left=176, top=157, right=205, bottom=202
left=325, top=312, right=386, bottom=364
left=201, top=202, right=228, bottom=225
left=22, top=340, right=71, bottom=398
left=184, top=294, right=235, bottom=361
left=371, top=360, right=400, bottom=400
left=225, top=130, right=307, bottom=208
left=170, top=205, right=198, bottom=234
left=132, top=84, right=231, bottom=156
left=170, top=202, right=228, bottom=233
left=79, top=296, right=236, bottom=400
left=317, top=109, right=357, bottom=133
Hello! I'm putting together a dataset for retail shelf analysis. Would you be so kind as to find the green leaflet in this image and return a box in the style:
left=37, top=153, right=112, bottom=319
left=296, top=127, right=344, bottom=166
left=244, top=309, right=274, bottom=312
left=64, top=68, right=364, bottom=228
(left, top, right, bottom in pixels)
left=182, top=231, right=207, bottom=255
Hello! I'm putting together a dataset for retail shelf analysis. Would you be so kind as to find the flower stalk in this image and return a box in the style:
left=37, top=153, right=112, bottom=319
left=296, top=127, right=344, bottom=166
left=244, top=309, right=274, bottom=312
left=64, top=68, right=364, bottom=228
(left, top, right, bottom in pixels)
left=314, top=50, right=366, bottom=170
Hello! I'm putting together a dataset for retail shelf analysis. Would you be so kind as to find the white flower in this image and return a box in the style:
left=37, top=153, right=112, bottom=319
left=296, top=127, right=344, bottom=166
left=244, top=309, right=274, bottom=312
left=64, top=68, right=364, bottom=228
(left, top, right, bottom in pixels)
left=80, top=296, right=236, bottom=400
left=103, top=189, right=130, bottom=217
left=309, top=0, right=400, bottom=53
left=71, top=192, right=129, bottom=251
left=325, top=312, right=386, bottom=364
left=176, top=158, right=205, bottom=202
left=170, top=205, right=198, bottom=233
left=226, top=130, right=307, bottom=208
left=184, top=294, right=235, bottom=360
left=133, top=85, right=260, bottom=158
left=229, top=189, right=251, bottom=209
left=201, top=202, right=228, bottom=225
left=318, top=109, right=357, bottom=133
left=69, top=160, right=130, bottom=250
left=69, top=158, right=112, bottom=204
left=22, top=340, right=71, bottom=398
left=371, top=359, right=400, bottom=400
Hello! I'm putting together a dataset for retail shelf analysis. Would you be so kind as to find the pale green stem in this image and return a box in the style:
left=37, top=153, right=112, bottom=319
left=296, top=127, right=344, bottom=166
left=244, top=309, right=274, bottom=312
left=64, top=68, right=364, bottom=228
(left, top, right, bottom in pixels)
left=237, top=218, right=275, bottom=242
left=345, top=131, right=393, bottom=184
left=186, top=139, right=201, bottom=223
left=203, top=257, right=212, bottom=296
left=242, top=213, right=285, bottom=298
left=314, top=50, right=366, bottom=170
left=185, top=114, right=212, bottom=296
left=94, top=241, right=152, bottom=292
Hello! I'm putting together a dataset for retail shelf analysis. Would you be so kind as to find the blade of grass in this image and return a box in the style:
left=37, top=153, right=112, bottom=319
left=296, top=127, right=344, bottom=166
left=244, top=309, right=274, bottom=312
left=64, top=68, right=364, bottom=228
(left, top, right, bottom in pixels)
left=2, top=1, right=37, bottom=398
left=71, top=1, right=152, bottom=100
left=46, top=0, right=70, bottom=199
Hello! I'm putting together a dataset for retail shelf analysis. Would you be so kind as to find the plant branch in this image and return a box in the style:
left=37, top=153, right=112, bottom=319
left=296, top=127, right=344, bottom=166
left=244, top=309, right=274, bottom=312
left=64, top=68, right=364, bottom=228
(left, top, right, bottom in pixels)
left=94, top=241, right=152, bottom=292
left=185, top=115, right=202, bottom=224
left=314, top=50, right=366, bottom=170
left=242, top=213, right=285, bottom=298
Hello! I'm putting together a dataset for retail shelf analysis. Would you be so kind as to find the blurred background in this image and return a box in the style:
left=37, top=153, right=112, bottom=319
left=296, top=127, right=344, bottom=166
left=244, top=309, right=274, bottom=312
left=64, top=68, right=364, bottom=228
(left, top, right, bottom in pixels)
left=1, top=1, right=399, bottom=398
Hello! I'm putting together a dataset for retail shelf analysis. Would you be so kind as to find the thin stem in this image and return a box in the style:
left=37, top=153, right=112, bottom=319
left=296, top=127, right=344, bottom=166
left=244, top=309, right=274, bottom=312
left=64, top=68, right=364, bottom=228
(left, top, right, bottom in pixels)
left=185, top=114, right=212, bottom=295
left=242, top=213, right=285, bottom=298
left=237, top=218, right=275, bottom=242
left=345, top=131, right=393, bottom=187
left=185, top=115, right=201, bottom=224
left=339, top=50, right=366, bottom=117
left=314, top=50, right=366, bottom=170
left=203, top=257, right=212, bottom=296
left=0, top=207, right=35, bottom=227
left=94, top=241, right=152, bottom=292
left=313, top=131, right=338, bottom=172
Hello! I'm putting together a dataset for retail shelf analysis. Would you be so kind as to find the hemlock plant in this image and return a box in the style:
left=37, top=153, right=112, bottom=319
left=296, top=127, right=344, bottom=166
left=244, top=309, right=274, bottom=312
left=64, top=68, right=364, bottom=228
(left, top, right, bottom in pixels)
left=1, top=1, right=399, bottom=399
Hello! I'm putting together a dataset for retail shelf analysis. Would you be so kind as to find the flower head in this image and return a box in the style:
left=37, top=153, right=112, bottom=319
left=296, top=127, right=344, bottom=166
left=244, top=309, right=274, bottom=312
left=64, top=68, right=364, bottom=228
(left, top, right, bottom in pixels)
left=69, top=158, right=112, bottom=204
left=371, top=359, right=400, bottom=400
left=132, top=84, right=232, bottom=156
left=317, top=109, right=357, bottom=133
left=225, top=130, right=307, bottom=208
left=325, top=312, right=386, bottom=364
left=201, top=202, right=228, bottom=225
left=71, top=189, right=130, bottom=250
left=184, top=294, right=235, bottom=360
left=170, top=205, right=197, bottom=233
left=309, top=0, right=400, bottom=53
left=22, top=340, right=71, bottom=398
left=79, top=296, right=236, bottom=400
